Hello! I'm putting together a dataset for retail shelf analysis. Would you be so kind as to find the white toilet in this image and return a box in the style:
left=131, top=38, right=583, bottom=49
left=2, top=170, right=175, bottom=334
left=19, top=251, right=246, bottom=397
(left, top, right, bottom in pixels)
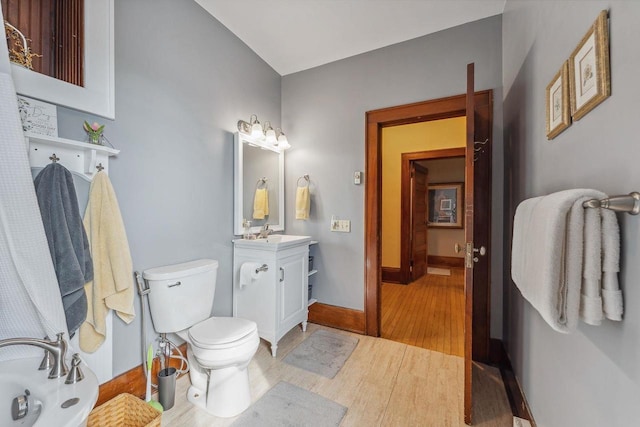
left=143, top=259, right=259, bottom=418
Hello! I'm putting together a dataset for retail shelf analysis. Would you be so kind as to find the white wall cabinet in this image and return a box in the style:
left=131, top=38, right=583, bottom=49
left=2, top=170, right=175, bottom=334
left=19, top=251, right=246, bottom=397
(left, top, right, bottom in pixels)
left=233, top=236, right=310, bottom=357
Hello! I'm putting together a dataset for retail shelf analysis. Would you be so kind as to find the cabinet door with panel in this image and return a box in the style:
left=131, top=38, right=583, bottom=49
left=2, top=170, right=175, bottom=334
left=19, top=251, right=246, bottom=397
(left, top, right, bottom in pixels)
left=277, top=252, right=308, bottom=331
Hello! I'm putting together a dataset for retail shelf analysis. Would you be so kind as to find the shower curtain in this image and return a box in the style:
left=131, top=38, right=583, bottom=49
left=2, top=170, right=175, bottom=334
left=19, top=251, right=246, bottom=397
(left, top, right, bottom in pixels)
left=0, top=6, right=69, bottom=360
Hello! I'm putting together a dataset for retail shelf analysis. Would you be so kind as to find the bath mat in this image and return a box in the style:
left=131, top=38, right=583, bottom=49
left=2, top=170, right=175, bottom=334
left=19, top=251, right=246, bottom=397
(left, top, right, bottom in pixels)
left=427, top=267, right=451, bottom=276
left=231, top=381, right=347, bottom=427
left=283, top=329, right=358, bottom=379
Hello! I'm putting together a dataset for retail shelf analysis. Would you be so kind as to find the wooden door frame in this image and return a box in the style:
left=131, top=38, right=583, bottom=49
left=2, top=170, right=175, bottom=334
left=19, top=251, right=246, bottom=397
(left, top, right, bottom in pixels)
left=364, top=91, right=492, bottom=346
left=400, top=148, right=465, bottom=283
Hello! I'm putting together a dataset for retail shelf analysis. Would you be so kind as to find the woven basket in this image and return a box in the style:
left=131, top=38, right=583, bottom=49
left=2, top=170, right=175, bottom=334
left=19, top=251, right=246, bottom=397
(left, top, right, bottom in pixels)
left=87, top=393, right=161, bottom=427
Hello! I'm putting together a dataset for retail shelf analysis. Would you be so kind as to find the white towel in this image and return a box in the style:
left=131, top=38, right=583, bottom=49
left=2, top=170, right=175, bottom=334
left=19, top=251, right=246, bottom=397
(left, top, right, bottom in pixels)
left=511, top=189, right=607, bottom=333
left=0, top=7, right=68, bottom=359
left=601, top=209, right=623, bottom=320
left=580, top=207, right=603, bottom=325
left=239, top=262, right=261, bottom=289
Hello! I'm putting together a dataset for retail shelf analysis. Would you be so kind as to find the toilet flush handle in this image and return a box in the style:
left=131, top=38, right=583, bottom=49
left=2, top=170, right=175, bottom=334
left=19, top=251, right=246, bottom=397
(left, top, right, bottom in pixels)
left=168, top=281, right=182, bottom=288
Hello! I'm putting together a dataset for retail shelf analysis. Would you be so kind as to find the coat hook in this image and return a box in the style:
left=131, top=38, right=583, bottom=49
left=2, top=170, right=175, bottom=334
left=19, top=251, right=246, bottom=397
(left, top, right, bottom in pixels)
left=96, top=163, right=104, bottom=172
left=49, top=153, right=60, bottom=163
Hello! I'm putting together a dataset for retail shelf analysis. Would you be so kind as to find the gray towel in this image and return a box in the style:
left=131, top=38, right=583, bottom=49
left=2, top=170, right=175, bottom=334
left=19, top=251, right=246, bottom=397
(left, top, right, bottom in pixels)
left=34, top=163, right=93, bottom=335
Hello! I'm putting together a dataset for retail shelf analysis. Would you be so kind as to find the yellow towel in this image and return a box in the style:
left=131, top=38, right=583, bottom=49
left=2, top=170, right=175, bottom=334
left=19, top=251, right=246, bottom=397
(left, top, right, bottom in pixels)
left=79, top=171, right=135, bottom=353
left=253, top=188, right=269, bottom=219
left=296, top=186, right=310, bottom=220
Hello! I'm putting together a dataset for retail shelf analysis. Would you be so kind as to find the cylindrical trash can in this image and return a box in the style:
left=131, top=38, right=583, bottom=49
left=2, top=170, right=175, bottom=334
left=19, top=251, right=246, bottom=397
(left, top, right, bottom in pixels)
left=157, top=367, right=177, bottom=410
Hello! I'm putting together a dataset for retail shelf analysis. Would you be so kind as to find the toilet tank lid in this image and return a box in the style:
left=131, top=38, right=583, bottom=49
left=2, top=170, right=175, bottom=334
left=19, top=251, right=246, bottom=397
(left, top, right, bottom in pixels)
left=143, top=259, right=218, bottom=281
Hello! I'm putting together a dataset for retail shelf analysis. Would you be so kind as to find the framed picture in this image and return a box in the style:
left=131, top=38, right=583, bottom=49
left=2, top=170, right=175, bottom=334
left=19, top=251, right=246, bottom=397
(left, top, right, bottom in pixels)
left=569, top=10, right=610, bottom=121
left=546, top=61, right=571, bottom=139
left=427, top=183, right=463, bottom=228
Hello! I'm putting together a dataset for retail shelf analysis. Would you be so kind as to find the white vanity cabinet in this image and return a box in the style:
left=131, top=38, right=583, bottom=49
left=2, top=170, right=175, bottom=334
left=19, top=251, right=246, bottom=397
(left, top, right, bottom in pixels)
left=233, top=236, right=311, bottom=357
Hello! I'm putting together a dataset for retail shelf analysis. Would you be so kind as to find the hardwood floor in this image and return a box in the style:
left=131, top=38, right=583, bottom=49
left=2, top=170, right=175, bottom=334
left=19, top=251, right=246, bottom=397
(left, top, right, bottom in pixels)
left=381, top=267, right=465, bottom=356
left=160, top=324, right=512, bottom=426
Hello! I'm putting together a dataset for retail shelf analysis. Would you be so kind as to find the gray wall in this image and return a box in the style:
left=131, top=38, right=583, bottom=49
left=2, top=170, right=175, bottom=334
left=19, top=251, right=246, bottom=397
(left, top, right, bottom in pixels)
left=282, top=16, right=504, bottom=338
left=503, top=1, right=640, bottom=425
left=55, top=0, right=280, bottom=376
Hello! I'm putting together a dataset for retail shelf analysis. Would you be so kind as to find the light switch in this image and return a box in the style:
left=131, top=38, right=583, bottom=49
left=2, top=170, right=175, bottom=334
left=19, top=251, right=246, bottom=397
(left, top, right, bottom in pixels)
left=354, top=171, right=362, bottom=185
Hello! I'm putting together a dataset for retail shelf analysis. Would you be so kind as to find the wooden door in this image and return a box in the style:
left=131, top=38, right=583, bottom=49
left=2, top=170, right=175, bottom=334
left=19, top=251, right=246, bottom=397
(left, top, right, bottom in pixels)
left=463, top=63, right=476, bottom=425
left=410, top=162, right=428, bottom=280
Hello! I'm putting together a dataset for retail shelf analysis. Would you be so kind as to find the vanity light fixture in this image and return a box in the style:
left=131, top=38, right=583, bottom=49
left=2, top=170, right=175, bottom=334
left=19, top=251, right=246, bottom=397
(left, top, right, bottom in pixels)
left=250, top=115, right=264, bottom=139
left=237, top=115, right=291, bottom=150
left=264, top=121, right=277, bottom=145
left=237, top=114, right=264, bottom=139
left=275, top=128, right=290, bottom=150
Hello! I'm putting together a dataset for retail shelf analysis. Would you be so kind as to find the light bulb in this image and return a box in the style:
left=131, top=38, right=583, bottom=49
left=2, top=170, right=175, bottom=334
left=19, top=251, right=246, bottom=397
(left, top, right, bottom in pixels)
left=265, top=128, right=277, bottom=144
left=251, top=122, right=263, bottom=139
left=277, top=134, right=290, bottom=150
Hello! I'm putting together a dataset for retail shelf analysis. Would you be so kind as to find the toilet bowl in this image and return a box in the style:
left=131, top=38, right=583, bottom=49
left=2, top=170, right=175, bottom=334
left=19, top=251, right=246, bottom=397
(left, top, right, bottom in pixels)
left=143, top=259, right=259, bottom=417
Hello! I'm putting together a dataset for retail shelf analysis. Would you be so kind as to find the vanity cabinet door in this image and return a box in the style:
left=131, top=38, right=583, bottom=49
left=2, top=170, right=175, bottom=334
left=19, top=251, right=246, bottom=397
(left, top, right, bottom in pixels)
left=277, top=252, right=308, bottom=327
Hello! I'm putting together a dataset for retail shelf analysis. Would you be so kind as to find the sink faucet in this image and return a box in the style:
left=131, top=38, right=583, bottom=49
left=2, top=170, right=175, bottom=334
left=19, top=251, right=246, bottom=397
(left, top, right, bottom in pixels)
left=0, top=333, right=69, bottom=379
left=258, top=223, right=272, bottom=239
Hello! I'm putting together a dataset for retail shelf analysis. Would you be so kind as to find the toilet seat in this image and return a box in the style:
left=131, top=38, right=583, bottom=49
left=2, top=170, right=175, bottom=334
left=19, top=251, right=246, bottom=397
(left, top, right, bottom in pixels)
left=188, top=316, right=258, bottom=350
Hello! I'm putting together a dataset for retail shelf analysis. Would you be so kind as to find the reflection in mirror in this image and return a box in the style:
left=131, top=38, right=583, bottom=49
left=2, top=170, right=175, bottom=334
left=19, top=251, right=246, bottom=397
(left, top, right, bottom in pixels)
left=3, top=0, right=84, bottom=86
left=234, top=133, right=284, bottom=236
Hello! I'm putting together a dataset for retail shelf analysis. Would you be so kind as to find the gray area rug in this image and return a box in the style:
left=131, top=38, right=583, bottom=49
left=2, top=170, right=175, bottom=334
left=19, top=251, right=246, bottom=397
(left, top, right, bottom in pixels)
left=283, top=329, right=359, bottom=379
left=231, top=381, right=347, bottom=427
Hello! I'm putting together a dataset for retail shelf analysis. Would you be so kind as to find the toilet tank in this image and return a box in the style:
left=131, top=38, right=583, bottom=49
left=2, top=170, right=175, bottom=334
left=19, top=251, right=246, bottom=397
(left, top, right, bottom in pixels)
left=143, top=259, right=218, bottom=333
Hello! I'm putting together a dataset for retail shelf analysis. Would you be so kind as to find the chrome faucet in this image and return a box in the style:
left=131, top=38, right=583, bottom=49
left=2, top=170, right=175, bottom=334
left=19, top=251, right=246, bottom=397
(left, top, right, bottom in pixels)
left=0, top=333, right=69, bottom=379
left=258, top=223, right=273, bottom=239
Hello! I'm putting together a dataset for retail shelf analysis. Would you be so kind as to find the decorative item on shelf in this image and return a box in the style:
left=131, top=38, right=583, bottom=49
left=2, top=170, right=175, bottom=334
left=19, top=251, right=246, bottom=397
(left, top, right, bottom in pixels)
left=4, top=20, right=41, bottom=70
left=83, top=121, right=106, bottom=145
left=17, top=95, right=58, bottom=137
left=237, top=115, right=291, bottom=150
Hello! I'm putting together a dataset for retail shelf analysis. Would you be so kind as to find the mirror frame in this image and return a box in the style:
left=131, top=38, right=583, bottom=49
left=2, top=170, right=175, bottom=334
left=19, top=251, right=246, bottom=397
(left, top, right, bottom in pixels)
left=234, top=132, right=285, bottom=236
left=9, top=0, right=115, bottom=119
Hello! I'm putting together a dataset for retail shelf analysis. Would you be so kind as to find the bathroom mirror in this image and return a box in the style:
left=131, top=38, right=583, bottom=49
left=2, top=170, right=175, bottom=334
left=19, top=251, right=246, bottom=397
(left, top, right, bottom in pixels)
left=7, top=0, right=115, bottom=119
left=234, top=132, right=284, bottom=235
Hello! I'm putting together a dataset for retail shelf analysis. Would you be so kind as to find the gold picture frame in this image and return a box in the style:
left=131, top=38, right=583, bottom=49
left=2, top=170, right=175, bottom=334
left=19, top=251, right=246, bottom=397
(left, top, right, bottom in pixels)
left=546, top=61, right=571, bottom=139
left=569, top=10, right=611, bottom=121
left=427, top=183, right=463, bottom=229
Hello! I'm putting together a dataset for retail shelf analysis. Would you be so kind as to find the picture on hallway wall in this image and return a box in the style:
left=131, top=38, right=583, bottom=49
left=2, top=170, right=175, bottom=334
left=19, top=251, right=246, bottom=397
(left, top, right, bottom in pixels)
left=427, top=183, right=463, bottom=228
left=569, top=10, right=610, bottom=121
left=546, top=61, right=571, bottom=139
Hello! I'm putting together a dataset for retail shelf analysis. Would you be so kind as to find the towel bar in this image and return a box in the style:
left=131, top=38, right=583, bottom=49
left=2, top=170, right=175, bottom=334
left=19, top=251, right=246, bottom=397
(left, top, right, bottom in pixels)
left=583, top=192, right=640, bottom=215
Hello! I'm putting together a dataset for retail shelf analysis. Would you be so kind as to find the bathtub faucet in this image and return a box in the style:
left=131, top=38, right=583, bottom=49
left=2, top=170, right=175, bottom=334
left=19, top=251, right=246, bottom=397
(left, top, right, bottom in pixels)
left=0, top=332, right=69, bottom=379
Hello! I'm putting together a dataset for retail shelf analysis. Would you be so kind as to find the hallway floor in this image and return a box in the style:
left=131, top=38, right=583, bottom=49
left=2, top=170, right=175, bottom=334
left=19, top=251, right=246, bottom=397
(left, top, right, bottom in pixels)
left=381, top=267, right=465, bottom=356
left=160, top=324, right=512, bottom=426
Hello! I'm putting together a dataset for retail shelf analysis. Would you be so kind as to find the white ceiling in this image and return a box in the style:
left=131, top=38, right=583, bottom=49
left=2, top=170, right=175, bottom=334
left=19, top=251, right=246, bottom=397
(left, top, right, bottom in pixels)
left=195, top=0, right=505, bottom=76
